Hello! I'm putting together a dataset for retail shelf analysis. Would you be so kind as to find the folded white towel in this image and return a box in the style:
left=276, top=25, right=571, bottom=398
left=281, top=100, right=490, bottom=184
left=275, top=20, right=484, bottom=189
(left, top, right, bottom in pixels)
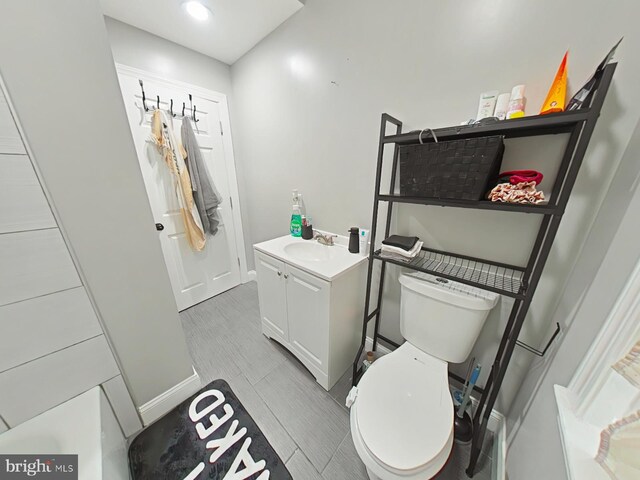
left=381, top=241, right=423, bottom=258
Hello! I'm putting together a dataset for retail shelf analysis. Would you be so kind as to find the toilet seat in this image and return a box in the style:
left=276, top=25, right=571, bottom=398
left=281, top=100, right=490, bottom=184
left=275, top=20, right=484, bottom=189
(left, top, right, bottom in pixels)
left=354, top=342, right=453, bottom=477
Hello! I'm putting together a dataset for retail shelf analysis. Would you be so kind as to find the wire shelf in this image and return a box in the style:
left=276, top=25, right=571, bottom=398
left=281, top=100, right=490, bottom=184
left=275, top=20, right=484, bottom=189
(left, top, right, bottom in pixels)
left=374, top=247, right=526, bottom=298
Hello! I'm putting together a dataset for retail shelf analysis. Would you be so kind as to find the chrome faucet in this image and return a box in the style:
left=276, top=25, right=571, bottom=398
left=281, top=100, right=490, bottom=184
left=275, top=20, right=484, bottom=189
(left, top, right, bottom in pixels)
left=314, top=231, right=337, bottom=246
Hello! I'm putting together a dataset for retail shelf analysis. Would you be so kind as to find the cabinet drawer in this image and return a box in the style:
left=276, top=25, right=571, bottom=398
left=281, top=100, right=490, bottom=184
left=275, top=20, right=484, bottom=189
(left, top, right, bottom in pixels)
left=0, top=89, right=26, bottom=155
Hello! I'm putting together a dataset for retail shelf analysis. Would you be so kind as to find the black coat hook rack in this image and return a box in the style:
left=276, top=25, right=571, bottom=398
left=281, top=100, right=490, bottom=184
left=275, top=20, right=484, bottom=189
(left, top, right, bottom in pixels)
left=138, top=79, right=199, bottom=122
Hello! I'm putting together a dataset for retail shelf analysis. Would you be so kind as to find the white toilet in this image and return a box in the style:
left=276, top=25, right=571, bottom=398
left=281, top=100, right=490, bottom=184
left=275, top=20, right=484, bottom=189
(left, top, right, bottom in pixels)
left=350, top=272, right=499, bottom=480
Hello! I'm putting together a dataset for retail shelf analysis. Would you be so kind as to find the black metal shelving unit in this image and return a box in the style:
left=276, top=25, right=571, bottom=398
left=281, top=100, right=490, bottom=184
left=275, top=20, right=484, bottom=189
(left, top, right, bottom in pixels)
left=351, top=63, right=616, bottom=477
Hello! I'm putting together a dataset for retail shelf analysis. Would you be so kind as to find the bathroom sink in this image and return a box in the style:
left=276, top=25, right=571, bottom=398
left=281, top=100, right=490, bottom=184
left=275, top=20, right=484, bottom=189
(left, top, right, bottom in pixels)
left=254, top=234, right=367, bottom=281
left=283, top=242, right=334, bottom=262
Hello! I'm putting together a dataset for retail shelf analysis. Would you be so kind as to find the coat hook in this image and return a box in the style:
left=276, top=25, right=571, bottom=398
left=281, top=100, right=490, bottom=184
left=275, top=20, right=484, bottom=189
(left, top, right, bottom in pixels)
left=182, top=102, right=186, bottom=117
left=193, top=105, right=199, bottom=123
left=139, top=79, right=148, bottom=111
left=170, top=99, right=175, bottom=117
left=156, top=95, right=160, bottom=110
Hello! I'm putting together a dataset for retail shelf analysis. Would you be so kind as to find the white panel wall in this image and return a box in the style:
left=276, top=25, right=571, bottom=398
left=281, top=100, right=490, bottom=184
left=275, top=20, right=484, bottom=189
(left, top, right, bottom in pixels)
left=0, top=287, right=103, bottom=372
left=0, top=336, right=119, bottom=427
left=0, top=85, right=142, bottom=435
left=0, top=155, right=55, bottom=233
left=0, top=91, right=25, bottom=155
left=0, top=229, right=81, bottom=306
left=0, top=0, right=196, bottom=409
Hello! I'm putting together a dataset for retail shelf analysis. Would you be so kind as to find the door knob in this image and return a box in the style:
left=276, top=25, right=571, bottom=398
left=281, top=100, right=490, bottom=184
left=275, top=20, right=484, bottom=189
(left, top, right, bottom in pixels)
left=155, top=223, right=164, bottom=231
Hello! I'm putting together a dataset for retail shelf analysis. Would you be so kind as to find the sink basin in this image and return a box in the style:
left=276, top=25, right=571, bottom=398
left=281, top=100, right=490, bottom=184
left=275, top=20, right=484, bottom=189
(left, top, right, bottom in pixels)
left=254, top=234, right=367, bottom=281
left=284, top=242, right=334, bottom=262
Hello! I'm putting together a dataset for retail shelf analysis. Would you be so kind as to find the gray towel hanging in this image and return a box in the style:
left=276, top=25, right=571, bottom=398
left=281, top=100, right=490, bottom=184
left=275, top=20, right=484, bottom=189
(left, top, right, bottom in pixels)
left=181, top=118, right=222, bottom=236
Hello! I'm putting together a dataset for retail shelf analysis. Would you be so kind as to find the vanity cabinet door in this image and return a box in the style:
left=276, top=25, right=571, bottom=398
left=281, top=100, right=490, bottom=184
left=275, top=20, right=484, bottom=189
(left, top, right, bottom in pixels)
left=255, top=251, right=289, bottom=341
left=285, top=264, right=330, bottom=374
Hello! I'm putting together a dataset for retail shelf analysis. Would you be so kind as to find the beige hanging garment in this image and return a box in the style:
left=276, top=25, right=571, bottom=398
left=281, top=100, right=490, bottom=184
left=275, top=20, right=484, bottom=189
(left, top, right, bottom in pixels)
left=150, top=110, right=205, bottom=251
left=595, top=410, right=640, bottom=479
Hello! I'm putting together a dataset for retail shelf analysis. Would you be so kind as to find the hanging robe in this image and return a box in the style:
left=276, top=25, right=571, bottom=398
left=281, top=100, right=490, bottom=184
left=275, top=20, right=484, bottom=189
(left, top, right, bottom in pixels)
left=181, top=117, right=222, bottom=236
left=150, top=110, right=205, bottom=251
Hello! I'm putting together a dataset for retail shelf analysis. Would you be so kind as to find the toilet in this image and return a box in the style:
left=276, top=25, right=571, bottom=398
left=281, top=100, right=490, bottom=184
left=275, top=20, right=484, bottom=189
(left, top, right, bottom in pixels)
left=350, top=272, right=499, bottom=480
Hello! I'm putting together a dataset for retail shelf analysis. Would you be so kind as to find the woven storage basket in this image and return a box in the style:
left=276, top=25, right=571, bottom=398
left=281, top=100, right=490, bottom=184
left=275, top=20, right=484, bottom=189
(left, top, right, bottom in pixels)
left=399, top=135, right=505, bottom=201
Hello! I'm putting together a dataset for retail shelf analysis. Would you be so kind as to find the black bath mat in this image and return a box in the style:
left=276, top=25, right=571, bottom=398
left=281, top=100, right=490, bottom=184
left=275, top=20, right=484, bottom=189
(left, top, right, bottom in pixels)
left=128, top=379, right=292, bottom=480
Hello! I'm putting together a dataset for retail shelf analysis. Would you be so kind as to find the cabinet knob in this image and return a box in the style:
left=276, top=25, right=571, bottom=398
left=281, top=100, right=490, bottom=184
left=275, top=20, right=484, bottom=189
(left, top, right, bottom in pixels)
left=284, top=274, right=289, bottom=279
left=277, top=271, right=282, bottom=276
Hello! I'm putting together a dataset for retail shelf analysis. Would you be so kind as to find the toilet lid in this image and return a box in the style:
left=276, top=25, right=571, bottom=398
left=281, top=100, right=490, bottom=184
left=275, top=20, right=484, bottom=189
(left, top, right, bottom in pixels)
left=356, top=345, right=453, bottom=472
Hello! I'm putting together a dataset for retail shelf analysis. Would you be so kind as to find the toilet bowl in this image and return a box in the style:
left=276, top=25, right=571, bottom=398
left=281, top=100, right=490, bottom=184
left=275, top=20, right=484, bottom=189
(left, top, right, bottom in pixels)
left=350, top=272, right=498, bottom=479
left=351, top=342, right=454, bottom=479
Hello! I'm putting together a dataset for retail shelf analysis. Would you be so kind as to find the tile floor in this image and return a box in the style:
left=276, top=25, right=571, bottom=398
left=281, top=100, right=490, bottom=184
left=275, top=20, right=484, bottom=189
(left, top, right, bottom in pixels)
left=180, top=282, right=493, bottom=480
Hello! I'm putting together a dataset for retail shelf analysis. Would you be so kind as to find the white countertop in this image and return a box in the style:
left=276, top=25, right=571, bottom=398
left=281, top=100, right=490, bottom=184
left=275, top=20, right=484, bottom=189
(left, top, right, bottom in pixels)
left=254, top=233, right=367, bottom=281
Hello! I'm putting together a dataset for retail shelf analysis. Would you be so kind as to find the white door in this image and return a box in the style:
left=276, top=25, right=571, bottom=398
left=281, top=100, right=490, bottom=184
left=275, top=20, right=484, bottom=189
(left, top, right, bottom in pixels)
left=286, top=264, right=329, bottom=373
left=255, top=251, right=289, bottom=341
left=117, top=68, right=243, bottom=311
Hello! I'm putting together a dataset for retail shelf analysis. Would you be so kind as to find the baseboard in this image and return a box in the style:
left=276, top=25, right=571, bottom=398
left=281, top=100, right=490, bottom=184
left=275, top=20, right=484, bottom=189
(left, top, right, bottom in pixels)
left=492, top=410, right=506, bottom=480
left=246, top=270, right=257, bottom=282
left=138, top=367, right=201, bottom=426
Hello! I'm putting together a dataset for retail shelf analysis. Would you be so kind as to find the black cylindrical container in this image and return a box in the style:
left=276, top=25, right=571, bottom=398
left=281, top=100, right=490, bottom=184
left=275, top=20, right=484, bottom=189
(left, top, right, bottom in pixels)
left=302, top=224, right=314, bottom=240
left=348, top=227, right=359, bottom=253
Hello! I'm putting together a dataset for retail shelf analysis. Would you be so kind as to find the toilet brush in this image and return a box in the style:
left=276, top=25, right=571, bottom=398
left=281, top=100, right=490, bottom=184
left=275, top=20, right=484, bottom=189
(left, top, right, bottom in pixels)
left=454, top=363, right=481, bottom=444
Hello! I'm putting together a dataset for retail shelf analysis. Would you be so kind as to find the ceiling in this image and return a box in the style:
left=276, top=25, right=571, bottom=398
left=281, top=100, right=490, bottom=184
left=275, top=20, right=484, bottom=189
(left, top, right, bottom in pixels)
left=100, top=0, right=304, bottom=65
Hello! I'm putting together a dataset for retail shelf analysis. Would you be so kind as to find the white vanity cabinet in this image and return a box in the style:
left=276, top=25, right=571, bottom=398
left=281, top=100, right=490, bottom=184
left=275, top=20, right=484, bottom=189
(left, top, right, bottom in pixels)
left=254, top=242, right=366, bottom=390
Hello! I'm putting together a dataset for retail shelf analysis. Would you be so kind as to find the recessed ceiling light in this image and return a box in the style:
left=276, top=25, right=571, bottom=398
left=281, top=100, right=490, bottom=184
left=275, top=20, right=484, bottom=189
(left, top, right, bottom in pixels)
left=184, top=1, right=211, bottom=21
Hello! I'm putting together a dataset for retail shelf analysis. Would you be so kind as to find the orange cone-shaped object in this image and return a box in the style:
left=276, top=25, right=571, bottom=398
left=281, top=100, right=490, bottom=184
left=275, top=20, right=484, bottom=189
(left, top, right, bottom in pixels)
left=540, top=51, right=568, bottom=115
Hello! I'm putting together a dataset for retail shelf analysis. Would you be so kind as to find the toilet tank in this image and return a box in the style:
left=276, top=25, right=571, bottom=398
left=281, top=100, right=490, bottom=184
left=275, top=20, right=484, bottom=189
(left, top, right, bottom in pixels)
left=399, top=273, right=499, bottom=364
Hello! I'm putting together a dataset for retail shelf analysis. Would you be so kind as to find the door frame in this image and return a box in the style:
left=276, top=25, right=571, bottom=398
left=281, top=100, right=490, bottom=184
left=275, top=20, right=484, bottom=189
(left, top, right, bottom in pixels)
left=115, top=64, right=250, bottom=284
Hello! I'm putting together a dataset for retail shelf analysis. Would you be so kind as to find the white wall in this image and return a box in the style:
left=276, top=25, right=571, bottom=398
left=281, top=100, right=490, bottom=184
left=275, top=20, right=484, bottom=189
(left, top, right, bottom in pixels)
left=0, top=83, right=142, bottom=436
left=506, top=118, right=640, bottom=479
left=104, top=17, right=232, bottom=96
left=0, top=0, right=195, bottom=408
left=230, top=0, right=640, bottom=410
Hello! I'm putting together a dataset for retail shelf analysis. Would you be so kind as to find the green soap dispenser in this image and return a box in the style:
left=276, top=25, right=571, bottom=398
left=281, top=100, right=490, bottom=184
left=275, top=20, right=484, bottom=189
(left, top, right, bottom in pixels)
left=290, top=189, right=302, bottom=237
